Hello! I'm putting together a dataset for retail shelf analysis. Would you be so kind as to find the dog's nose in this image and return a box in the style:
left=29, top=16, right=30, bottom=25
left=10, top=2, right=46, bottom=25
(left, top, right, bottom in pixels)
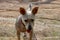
left=28, top=25, right=32, bottom=30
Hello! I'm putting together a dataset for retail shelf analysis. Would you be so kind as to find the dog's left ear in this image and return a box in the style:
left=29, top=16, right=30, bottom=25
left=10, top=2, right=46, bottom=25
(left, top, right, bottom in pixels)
left=19, top=7, right=26, bottom=15
left=32, top=7, right=39, bottom=15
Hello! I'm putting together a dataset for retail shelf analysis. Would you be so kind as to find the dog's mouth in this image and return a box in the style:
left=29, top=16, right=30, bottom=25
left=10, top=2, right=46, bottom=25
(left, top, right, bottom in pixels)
left=26, top=25, right=32, bottom=33
left=26, top=29, right=31, bottom=33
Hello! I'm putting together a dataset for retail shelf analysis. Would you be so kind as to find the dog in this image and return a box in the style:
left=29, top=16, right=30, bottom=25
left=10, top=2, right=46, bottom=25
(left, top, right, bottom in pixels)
left=15, top=5, right=38, bottom=40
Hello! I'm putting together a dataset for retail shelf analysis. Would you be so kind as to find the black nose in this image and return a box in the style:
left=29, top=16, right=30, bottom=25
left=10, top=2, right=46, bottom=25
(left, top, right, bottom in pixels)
left=28, top=25, right=32, bottom=30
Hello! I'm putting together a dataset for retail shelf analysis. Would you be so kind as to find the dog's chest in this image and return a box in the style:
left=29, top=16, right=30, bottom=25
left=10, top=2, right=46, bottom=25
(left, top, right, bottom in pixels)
left=16, top=15, right=26, bottom=32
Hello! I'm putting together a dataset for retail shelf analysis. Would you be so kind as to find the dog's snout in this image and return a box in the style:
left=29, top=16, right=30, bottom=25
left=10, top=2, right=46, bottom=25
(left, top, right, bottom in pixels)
left=28, top=25, right=32, bottom=30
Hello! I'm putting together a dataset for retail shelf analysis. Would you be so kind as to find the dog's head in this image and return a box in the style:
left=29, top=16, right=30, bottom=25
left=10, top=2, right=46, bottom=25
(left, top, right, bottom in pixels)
left=19, top=7, right=39, bottom=31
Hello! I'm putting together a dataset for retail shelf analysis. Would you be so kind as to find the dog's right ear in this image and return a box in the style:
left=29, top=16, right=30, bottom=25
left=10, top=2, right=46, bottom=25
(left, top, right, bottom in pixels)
left=19, top=7, right=26, bottom=15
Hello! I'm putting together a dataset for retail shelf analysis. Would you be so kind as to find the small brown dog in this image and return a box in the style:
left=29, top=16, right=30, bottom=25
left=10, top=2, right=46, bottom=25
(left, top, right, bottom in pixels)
left=15, top=6, right=38, bottom=40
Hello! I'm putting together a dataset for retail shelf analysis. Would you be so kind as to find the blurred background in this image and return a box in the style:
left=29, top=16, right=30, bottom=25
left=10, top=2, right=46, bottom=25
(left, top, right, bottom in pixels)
left=0, top=0, right=60, bottom=40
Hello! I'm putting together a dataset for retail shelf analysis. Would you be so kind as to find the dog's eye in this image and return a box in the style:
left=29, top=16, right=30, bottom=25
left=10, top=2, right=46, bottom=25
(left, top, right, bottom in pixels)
left=31, top=19, right=34, bottom=22
left=24, top=20, right=28, bottom=22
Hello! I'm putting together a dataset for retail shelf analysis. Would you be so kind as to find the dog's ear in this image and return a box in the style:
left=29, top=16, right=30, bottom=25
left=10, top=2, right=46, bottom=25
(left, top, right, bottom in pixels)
left=32, top=7, right=39, bottom=15
left=19, top=7, right=26, bottom=15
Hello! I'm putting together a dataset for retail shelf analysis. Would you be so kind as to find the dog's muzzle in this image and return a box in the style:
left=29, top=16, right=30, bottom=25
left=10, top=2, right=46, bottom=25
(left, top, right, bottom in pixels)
left=28, top=25, right=32, bottom=30
left=27, top=24, right=32, bottom=33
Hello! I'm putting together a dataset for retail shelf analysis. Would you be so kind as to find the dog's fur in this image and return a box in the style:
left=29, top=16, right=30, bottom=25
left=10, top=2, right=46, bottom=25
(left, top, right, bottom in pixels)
left=15, top=6, right=38, bottom=40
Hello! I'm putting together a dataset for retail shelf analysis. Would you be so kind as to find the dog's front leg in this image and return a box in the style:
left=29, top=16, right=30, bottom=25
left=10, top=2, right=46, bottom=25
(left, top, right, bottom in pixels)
left=17, top=31, right=20, bottom=40
left=29, top=30, right=33, bottom=40
left=23, top=32, right=27, bottom=40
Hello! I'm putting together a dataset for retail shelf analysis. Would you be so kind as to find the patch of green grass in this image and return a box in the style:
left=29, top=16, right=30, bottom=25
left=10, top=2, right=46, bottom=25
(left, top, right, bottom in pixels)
left=51, top=20, right=60, bottom=25
left=52, top=30, right=58, bottom=36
